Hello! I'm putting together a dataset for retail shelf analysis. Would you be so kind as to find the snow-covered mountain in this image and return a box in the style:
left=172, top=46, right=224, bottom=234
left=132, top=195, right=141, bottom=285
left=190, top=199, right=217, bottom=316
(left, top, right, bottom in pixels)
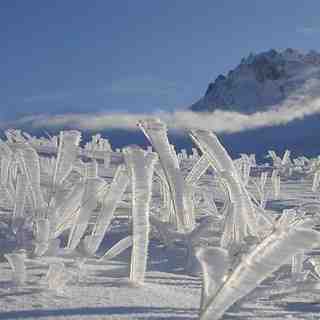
left=190, top=48, right=320, bottom=114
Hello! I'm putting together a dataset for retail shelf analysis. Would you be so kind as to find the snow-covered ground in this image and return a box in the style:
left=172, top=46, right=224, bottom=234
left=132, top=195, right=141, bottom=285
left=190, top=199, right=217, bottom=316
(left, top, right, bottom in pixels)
left=0, top=178, right=319, bottom=320
left=1, top=125, right=320, bottom=320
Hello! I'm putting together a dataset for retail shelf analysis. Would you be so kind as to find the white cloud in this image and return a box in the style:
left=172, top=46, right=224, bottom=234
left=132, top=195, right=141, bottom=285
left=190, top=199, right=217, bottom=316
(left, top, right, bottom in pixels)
left=4, top=76, right=320, bottom=134
left=4, top=95, right=320, bottom=134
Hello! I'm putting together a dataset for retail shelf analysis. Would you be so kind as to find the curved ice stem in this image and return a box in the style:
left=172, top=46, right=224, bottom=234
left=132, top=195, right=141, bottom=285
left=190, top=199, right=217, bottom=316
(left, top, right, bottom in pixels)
left=123, top=145, right=157, bottom=284
left=86, top=164, right=130, bottom=254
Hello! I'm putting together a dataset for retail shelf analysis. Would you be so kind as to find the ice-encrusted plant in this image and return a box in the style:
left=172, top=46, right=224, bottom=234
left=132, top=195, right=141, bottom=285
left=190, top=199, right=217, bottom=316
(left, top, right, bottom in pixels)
left=189, top=129, right=268, bottom=246
left=197, top=208, right=320, bottom=320
left=271, top=169, right=281, bottom=199
left=67, top=161, right=106, bottom=250
left=123, top=145, right=158, bottom=284
left=138, top=119, right=195, bottom=231
left=249, top=171, right=269, bottom=209
left=2, top=125, right=320, bottom=319
left=85, top=164, right=130, bottom=255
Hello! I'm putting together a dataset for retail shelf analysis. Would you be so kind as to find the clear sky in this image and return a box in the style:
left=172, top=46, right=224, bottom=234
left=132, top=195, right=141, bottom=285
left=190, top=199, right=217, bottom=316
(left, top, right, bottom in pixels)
left=1, top=0, right=320, bottom=120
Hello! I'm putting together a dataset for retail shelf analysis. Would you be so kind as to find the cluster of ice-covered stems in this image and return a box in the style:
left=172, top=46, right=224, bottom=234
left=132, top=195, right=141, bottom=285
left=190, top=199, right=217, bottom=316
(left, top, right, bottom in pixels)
left=196, top=207, right=320, bottom=320
left=50, top=131, right=119, bottom=256
left=96, top=148, right=158, bottom=280
left=67, top=160, right=107, bottom=250
left=85, top=164, right=130, bottom=255
left=123, top=145, right=158, bottom=284
left=138, top=119, right=195, bottom=231
left=267, top=149, right=292, bottom=174
left=235, top=153, right=254, bottom=187
left=46, top=131, right=85, bottom=249
left=137, top=120, right=229, bottom=274
left=2, top=133, right=50, bottom=252
left=249, top=171, right=269, bottom=209
left=189, top=129, right=272, bottom=250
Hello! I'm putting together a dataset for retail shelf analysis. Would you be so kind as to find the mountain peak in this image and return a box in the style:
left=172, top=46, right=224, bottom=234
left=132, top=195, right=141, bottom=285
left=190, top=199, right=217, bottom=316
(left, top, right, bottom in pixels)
left=191, top=48, right=320, bottom=114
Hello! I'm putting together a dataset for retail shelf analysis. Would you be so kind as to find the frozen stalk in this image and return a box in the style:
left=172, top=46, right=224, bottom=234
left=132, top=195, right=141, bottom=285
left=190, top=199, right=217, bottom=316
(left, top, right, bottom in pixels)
left=291, top=252, right=307, bottom=282
left=0, top=139, right=13, bottom=186
left=123, top=145, right=158, bottom=284
left=154, top=165, right=174, bottom=223
left=267, top=150, right=282, bottom=167
left=239, top=154, right=252, bottom=186
left=53, top=130, right=81, bottom=187
left=271, top=170, right=281, bottom=199
left=67, top=161, right=106, bottom=250
left=16, top=143, right=46, bottom=210
left=99, top=236, right=133, bottom=261
left=86, top=164, right=130, bottom=254
left=34, top=218, right=50, bottom=257
left=189, top=130, right=261, bottom=245
left=12, top=173, right=28, bottom=227
left=138, top=119, right=194, bottom=231
left=185, top=155, right=210, bottom=185
left=312, top=170, right=320, bottom=192
left=4, top=251, right=27, bottom=285
left=250, top=171, right=269, bottom=209
left=199, top=210, right=320, bottom=320
left=53, top=181, right=86, bottom=238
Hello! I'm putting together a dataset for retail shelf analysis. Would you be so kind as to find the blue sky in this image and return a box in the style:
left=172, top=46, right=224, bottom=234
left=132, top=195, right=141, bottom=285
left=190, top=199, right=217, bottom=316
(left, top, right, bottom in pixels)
left=1, top=0, right=320, bottom=121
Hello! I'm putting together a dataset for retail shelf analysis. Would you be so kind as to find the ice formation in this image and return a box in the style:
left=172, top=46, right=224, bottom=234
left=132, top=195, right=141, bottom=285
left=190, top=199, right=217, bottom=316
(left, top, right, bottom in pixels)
left=138, top=119, right=195, bottom=230
left=123, top=145, right=158, bottom=284
left=0, top=125, right=320, bottom=320
left=4, top=251, right=27, bottom=285
left=86, top=164, right=130, bottom=254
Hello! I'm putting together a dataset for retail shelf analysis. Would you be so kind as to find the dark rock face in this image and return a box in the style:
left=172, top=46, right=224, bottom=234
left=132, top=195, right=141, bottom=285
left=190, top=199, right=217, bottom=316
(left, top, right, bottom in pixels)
left=251, top=55, right=285, bottom=82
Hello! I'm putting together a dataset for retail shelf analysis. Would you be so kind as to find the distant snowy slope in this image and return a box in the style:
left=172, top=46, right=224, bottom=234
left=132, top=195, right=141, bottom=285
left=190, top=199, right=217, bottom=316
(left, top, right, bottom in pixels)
left=190, top=48, right=320, bottom=114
